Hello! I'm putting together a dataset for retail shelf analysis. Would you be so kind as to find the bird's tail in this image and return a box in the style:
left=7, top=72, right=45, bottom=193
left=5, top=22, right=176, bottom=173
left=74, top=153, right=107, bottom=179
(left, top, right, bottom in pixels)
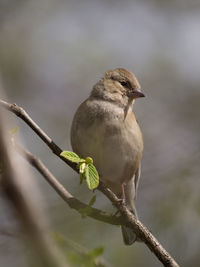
left=121, top=207, right=138, bottom=245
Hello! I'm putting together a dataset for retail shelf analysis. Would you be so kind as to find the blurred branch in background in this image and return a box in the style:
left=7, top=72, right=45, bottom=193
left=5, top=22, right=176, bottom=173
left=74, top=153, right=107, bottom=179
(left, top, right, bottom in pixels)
left=55, top=234, right=112, bottom=267
left=0, top=95, right=68, bottom=266
left=0, top=99, right=179, bottom=267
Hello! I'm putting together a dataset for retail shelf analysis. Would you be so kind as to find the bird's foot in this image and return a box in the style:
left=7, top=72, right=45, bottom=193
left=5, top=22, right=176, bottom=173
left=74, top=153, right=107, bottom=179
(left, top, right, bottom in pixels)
left=117, top=197, right=126, bottom=206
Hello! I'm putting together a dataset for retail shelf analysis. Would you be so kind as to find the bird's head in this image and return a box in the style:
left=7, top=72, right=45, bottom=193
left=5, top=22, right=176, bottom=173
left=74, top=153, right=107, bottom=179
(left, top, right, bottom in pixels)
left=91, top=68, right=145, bottom=107
left=105, top=68, right=145, bottom=99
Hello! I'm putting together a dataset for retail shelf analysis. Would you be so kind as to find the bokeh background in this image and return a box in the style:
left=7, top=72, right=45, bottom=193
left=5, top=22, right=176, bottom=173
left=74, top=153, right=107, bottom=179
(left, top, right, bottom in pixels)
left=0, top=0, right=200, bottom=266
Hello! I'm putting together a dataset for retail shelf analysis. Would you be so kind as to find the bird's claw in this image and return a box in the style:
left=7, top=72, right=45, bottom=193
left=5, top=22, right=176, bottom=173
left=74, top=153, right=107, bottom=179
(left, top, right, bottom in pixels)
left=117, top=197, right=126, bottom=206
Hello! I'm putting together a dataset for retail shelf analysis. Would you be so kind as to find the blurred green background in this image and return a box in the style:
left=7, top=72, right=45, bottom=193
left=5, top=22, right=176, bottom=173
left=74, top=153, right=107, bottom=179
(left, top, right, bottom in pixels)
left=0, top=0, right=200, bottom=266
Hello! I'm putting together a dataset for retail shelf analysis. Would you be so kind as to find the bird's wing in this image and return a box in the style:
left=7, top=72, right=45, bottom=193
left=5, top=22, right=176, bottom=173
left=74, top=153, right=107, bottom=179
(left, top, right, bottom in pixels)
left=134, top=164, right=141, bottom=200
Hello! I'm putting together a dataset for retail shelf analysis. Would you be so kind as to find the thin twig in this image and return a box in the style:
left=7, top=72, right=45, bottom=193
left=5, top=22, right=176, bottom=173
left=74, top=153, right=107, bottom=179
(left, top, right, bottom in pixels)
left=0, top=99, right=179, bottom=267
left=0, top=100, right=76, bottom=170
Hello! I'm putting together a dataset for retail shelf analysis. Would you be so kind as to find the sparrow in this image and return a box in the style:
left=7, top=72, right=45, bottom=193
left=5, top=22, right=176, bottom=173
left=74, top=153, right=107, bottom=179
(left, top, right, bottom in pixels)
left=70, top=68, right=145, bottom=245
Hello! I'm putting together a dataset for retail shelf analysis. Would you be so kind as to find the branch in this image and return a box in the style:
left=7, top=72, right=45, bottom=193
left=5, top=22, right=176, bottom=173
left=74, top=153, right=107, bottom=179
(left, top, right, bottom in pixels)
left=0, top=99, right=179, bottom=267
left=0, top=103, right=68, bottom=267
left=99, top=184, right=179, bottom=266
left=17, top=144, right=123, bottom=226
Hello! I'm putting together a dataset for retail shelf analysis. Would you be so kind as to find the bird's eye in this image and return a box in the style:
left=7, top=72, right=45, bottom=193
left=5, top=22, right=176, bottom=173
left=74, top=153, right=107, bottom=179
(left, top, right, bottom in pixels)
left=120, top=81, right=128, bottom=87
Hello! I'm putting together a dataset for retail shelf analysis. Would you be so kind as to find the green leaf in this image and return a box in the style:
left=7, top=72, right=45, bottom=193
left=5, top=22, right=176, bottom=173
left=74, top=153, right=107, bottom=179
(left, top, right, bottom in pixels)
left=85, top=157, right=93, bottom=164
left=79, top=158, right=86, bottom=163
left=60, top=151, right=81, bottom=163
left=84, top=163, right=99, bottom=190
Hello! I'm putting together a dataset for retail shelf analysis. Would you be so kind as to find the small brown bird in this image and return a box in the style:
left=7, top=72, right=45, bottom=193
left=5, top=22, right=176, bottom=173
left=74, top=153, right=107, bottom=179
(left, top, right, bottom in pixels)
left=71, top=68, right=145, bottom=245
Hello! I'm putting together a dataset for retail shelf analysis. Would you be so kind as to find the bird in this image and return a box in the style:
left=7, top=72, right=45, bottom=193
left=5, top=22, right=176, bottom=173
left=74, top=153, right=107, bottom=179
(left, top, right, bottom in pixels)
left=70, top=68, right=145, bottom=245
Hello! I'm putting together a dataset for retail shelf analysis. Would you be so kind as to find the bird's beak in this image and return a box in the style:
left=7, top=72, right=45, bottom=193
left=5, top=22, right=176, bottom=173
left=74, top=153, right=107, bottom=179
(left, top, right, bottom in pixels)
left=128, top=89, right=145, bottom=98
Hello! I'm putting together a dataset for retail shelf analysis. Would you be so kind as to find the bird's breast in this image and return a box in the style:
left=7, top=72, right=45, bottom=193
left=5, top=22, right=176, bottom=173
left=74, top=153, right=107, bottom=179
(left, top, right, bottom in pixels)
left=71, top=99, right=143, bottom=188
